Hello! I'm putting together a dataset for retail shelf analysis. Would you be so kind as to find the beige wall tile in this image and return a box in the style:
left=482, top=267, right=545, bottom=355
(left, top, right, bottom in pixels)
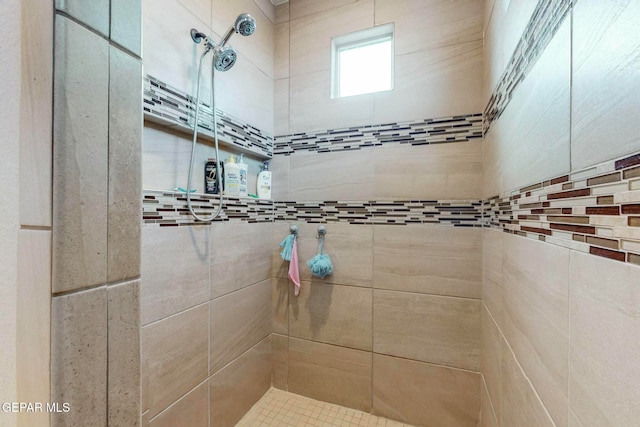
left=289, top=149, right=374, bottom=201
left=179, top=0, right=211, bottom=26
left=288, top=337, right=372, bottom=412
left=289, top=0, right=373, bottom=76
left=275, top=22, right=289, bottom=79
left=373, top=41, right=483, bottom=124
left=274, top=78, right=290, bottom=136
left=375, top=0, right=483, bottom=55
left=51, top=287, right=107, bottom=427
left=501, top=339, right=555, bottom=427
left=141, top=225, right=210, bottom=325
left=373, top=290, right=481, bottom=371
left=253, top=0, right=276, bottom=23
left=275, top=2, right=289, bottom=24
left=490, top=21, right=571, bottom=195
left=374, top=225, right=482, bottom=299
left=55, top=0, right=109, bottom=36
left=502, top=233, right=569, bottom=426
left=289, top=69, right=375, bottom=134
left=481, top=305, right=502, bottom=422
left=210, top=279, right=272, bottom=373
left=108, top=47, right=142, bottom=283
left=210, top=221, right=272, bottom=298
left=294, top=222, right=373, bottom=286
left=373, top=354, right=481, bottom=427
left=108, top=281, right=141, bottom=427
left=52, top=16, right=109, bottom=293
left=19, top=0, right=52, bottom=227
left=112, top=0, right=142, bottom=56
left=210, top=337, right=272, bottom=427
left=149, top=382, right=208, bottom=427
left=289, top=0, right=358, bottom=20
left=141, top=304, right=209, bottom=418
left=480, top=377, right=499, bottom=427
left=289, top=282, right=373, bottom=351
left=272, top=333, right=288, bottom=390
left=373, top=142, right=483, bottom=200
left=482, top=0, right=507, bottom=106
left=569, top=251, right=640, bottom=427
left=272, top=278, right=289, bottom=335
left=269, top=150, right=289, bottom=199
left=482, top=229, right=504, bottom=327
left=572, top=0, right=640, bottom=170
left=17, top=230, right=51, bottom=427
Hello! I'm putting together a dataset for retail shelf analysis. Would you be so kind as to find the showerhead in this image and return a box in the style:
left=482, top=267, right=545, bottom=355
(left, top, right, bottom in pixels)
left=219, top=13, right=256, bottom=47
left=213, top=45, right=237, bottom=72
left=235, top=13, right=256, bottom=37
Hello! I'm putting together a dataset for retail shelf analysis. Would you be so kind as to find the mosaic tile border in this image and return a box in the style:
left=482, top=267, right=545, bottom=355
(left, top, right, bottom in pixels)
left=484, top=0, right=573, bottom=134
left=273, top=114, right=483, bottom=155
left=273, top=200, right=484, bottom=226
left=143, top=75, right=273, bottom=158
left=486, top=151, right=640, bottom=266
left=143, top=191, right=484, bottom=227
left=143, top=190, right=274, bottom=226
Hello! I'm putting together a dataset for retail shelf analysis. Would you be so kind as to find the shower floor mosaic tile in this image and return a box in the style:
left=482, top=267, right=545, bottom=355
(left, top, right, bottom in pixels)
left=236, top=388, right=415, bottom=427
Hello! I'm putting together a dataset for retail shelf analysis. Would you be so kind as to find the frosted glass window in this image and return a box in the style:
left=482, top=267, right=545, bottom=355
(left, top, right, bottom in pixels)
left=332, top=24, right=394, bottom=98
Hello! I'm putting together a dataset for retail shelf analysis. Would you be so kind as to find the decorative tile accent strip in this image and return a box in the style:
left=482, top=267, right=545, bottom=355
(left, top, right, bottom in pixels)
left=486, top=151, right=640, bottom=267
left=143, top=190, right=274, bottom=226
left=484, top=0, right=572, bottom=134
left=273, top=114, right=482, bottom=155
left=143, top=75, right=273, bottom=158
left=273, top=200, right=484, bottom=226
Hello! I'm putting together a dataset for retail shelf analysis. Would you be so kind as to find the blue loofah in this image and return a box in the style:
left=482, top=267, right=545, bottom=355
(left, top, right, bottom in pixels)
left=279, top=234, right=295, bottom=261
left=307, top=235, right=333, bottom=278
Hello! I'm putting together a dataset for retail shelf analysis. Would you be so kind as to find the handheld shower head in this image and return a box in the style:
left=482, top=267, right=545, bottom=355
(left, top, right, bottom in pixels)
left=219, top=13, right=256, bottom=47
left=213, top=45, right=237, bottom=72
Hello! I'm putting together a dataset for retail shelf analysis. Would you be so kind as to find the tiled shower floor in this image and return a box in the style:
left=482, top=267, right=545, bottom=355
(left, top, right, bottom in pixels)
left=236, top=388, right=416, bottom=427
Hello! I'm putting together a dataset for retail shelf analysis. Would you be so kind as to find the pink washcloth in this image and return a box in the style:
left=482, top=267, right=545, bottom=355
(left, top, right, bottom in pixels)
left=288, top=239, right=301, bottom=296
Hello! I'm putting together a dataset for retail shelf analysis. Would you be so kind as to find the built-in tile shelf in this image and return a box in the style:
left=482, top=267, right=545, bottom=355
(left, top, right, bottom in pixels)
left=143, top=75, right=273, bottom=159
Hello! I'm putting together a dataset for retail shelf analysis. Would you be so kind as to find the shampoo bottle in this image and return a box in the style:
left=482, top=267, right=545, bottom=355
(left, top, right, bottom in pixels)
left=204, top=158, right=222, bottom=194
left=238, top=154, right=248, bottom=197
left=257, top=161, right=272, bottom=199
left=223, top=155, right=240, bottom=197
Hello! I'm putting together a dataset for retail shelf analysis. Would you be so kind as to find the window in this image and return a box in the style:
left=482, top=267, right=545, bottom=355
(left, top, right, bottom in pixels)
left=331, top=24, right=394, bottom=98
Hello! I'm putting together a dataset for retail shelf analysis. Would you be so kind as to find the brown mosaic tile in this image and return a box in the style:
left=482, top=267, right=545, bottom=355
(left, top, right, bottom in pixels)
left=519, top=202, right=545, bottom=209
left=531, top=209, right=545, bottom=214
left=572, top=234, right=586, bottom=242
left=597, top=196, right=614, bottom=205
left=518, top=215, right=540, bottom=220
left=629, top=217, right=640, bottom=227
left=547, top=188, right=591, bottom=200
left=562, top=183, right=574, bottom=190
left=628, top=253, right=640, bottom=266
left=550, top=175, right=570, bottom=185
left=562, top=208, right=572, bottom=214
left=615, top=153, right=640, bottom=170
left=550, top=223, right=596, bottom=234
left=587, top=172, right=621, bottom=186
left=538, top=235, right=546, bottom=242
left=589, top=247, right=626, bottom=262
left=623, top=166, right=640, bottom=180
left=521, top=226, right=552, bottom=236
left=547, top=216, right=589, bottom=224
left=621, top=204, right=640, bottom=215
left=585, top=236, right=619, bottom=250
left=585, top=206, right=620, bottom=215
left=520, top=183, right=543, bottom=193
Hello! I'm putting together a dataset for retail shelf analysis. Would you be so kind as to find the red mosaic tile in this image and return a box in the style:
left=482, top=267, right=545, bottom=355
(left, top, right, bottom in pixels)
left=547, top=188, right=591, bottom=200
left=550, top=223, right=596, bottom=234
left=589, top=246, right=626, bottom=262
left=521, top=226, right=552, bottom=235
left=615, top=153, right=640, bottom=170
left=622, top=204, right=640, bottom=214
left=550, top=175, right=569, bottom=185
left=585, top=206, right=620, bottom=215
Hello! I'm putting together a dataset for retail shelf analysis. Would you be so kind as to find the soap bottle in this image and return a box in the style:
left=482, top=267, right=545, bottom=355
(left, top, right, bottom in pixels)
left=257, top=161, right=272, bottom=199
left=204, top=158, right=222, bottom=194
left=223, top=155, right=240, bottom=197
left=238, top=154, right=248, bottom=197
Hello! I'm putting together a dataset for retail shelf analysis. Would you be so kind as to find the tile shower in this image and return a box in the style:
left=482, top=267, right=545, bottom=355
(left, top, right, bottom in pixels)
left=5, top=0, right=638, bottom=427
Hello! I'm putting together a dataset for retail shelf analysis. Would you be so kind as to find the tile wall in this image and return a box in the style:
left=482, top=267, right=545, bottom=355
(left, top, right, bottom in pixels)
left=50, top=1, right=142, bottom=426
left=481, top=1, right=640, bottom=427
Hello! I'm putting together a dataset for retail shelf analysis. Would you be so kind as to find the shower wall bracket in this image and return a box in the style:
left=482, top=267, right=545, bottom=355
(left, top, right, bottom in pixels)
left=143, top=75, right=273, bottom=160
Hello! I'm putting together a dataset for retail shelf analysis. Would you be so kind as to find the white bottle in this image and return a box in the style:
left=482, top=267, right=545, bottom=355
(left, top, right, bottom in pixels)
left=238, top=154, right=248, bottom=197
left=257, top=161, right=272, bottom=199
left=223, top=155, right=240, bottom=197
